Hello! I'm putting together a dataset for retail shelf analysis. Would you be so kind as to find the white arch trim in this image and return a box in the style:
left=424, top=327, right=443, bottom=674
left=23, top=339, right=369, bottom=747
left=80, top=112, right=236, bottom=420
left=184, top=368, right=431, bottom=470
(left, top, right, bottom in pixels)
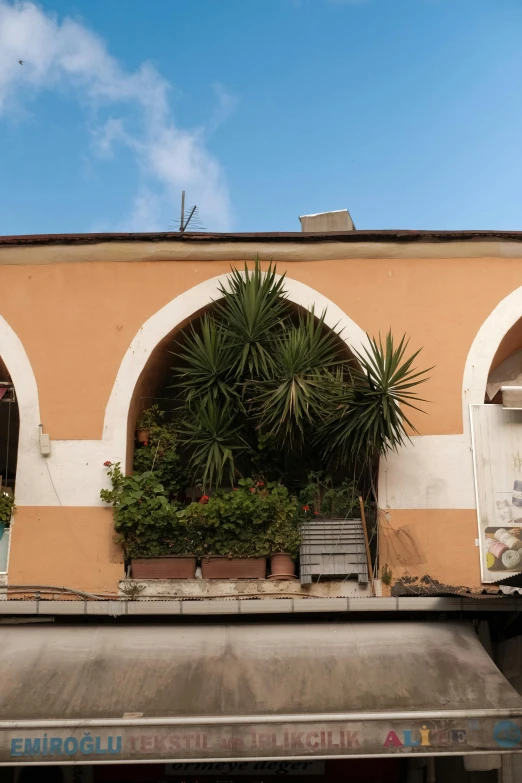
left=462, top=284, right=522, bottom=434
left=103, top=274, right=370, bottom=463
left=0, top=315, right=46, bottom=506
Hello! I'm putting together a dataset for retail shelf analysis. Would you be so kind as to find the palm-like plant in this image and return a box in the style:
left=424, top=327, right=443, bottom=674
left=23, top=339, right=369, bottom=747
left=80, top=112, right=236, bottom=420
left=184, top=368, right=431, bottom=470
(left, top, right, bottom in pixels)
left=319, top=332, right=431, bottom=462
left=252, top=309, right=345, bottom=445
left=214, top=260, right=289, bottom=378
left=175, top=315, right=235, bottom=408
left=173, top=259, right=431, bottom=489
left=177, top=398, right=247, bottom=488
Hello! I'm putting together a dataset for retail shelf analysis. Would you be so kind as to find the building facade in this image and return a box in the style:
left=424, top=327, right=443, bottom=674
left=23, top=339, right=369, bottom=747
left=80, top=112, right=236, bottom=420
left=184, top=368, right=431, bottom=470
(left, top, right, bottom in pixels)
left=2, top=226, right=522, bottom=782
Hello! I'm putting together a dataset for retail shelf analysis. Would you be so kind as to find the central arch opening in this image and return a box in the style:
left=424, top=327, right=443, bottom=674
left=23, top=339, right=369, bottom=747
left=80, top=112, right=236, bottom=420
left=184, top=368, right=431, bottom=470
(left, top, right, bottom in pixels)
left=122, top=291, right=373, bottom=582
left=102, top=265, right=424, bottom=585
left=130, top=304, right=361, bottom=483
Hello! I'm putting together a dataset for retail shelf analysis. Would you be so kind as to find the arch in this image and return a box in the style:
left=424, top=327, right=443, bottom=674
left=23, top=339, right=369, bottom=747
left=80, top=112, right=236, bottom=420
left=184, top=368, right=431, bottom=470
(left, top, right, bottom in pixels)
left=462, top=285, right=522, bottom=433
left=103, top=274, right=371, bottom=468
left=0, top=315, right=43, bottom=506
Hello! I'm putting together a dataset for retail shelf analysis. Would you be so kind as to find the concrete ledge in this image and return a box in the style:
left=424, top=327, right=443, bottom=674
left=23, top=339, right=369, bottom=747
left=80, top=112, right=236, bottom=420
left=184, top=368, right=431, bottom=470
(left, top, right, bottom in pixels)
left=0, top=595, right=518, bottom=616
left=119, top=578, right=379, bottom=600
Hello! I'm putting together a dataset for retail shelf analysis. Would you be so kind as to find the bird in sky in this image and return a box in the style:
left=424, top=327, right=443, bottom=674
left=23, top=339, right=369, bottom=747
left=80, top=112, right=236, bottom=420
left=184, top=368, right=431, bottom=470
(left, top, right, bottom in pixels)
left=18, top=60, right=24, bottom=65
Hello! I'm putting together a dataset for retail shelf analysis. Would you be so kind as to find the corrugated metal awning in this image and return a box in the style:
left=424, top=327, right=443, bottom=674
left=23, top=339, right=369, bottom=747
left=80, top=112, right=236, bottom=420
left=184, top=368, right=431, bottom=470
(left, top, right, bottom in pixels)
left=1, top=622, right=522, bottom=764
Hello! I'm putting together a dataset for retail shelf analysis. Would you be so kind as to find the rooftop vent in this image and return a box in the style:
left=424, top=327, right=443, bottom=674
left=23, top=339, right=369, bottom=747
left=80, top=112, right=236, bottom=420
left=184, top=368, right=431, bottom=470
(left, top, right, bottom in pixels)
left=299, top=209, right=355, bottom=232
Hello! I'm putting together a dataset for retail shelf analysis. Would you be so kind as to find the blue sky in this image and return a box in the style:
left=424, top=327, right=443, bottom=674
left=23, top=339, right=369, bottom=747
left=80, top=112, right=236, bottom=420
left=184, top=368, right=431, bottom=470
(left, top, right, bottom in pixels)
left=0, top=0, right=522, bottom=234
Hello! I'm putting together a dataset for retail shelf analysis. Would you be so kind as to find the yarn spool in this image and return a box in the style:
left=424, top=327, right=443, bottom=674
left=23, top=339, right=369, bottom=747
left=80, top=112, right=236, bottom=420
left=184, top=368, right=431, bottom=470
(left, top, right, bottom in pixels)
left=486, top=552, right=497, bottom=570
left=485, top=538, right=508, bottom=558
left=486, top=538, right=507, bottom=558
left=502, top=549, right=522, bottom=570
left=495, top=528, right=522, bottom=551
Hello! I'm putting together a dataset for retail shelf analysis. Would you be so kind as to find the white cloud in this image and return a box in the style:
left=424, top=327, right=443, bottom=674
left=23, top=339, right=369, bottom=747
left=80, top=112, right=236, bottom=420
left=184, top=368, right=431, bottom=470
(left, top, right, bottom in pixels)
left=0, top=1, right=233, bottom=230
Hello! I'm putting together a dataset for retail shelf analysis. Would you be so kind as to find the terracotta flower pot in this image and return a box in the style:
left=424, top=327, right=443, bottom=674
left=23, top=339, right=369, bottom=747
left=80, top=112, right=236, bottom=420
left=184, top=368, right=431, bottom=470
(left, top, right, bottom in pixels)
left=201, top=556, right=266, bottom=579
left=269, top=553, right=297, bottom=580
left=137, top=430, right=149, bottom=445
left=131, top=556, right=196, bottom=579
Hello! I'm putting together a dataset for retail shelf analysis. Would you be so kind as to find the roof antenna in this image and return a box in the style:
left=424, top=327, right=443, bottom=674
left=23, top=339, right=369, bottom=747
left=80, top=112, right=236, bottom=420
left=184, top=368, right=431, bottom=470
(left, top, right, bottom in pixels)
left=174, top=191, right=205, bottom=233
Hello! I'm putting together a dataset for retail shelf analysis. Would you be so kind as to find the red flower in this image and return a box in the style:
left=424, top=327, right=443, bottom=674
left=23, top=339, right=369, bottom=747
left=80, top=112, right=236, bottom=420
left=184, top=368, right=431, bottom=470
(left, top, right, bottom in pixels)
left=199, top=495, right=210, bottom=504
left=249, top=487, right=256, bottom=493
left=313, top=511, right=320, bottom=516
left=256, top=481, right=265, bottom=487
left=302, top=505, right=310, bottom=512
left=233, top=488, right=238, bottom=491
left=103, top=460, right=112, bottom=467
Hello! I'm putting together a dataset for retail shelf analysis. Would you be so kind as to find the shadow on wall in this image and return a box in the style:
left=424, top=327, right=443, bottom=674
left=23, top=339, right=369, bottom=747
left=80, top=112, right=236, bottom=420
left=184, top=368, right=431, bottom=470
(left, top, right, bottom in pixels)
left=379, top=520, right=428, bottom=569
left=0, top=356, right=18, bottom=495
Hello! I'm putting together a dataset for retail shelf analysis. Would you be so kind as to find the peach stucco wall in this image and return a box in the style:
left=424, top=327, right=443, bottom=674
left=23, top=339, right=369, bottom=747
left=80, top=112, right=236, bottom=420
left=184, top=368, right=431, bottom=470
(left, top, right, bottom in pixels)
left=379, top=509, right=481, bottom=588
left=8, top=507, right=124, bottom=594
left=1, top=254, right=522, bottom=440
left=2, top=238, right=522, bottom=593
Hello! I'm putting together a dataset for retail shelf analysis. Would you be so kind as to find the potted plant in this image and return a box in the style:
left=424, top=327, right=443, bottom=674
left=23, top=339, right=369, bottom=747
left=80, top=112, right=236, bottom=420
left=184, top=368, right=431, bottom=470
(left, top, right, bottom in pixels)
left=132, top=409, right=187, bottom=500
left=100, top=462, right=197, bottom=579
left=0, top=489, right=14, bottom=540
left=262, top=484, right=301, bottom=580
left=135, top=404, right=163, bottom=447
left=177, top=479, right=300, bottom=579
left=177, top=480, right=267, bottom=578
left=268, top=553, right=296, bottom=579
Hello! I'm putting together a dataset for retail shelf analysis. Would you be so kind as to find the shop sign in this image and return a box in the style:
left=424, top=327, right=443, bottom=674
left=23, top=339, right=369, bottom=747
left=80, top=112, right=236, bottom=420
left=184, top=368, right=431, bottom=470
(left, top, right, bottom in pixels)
left=2, top=718, right=522, bottom=764
left=471, top=404, right=522, bottom=582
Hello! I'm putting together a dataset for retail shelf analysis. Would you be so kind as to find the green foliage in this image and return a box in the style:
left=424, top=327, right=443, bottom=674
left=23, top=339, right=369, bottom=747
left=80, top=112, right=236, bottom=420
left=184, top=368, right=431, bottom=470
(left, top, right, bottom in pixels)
left=214, top=259, right=289, bottom=378
left=108, top=263, right=430, bottom=566
left=253, top=309, right=344, bottom=445
left=137, top=404, right=163, bottom=433
left=319, top=332, right=431, bottom=461
left=133, top=409, right=187, bottom=498
left=0, top=491, right=14, bottom=525
left=175, top=315, right=236, bottom=408
left=100, top=462, right=196, bottom=559
left=177, top=398, right=247, bottom=488
left=176, top=479, right=301, bottom=557
left=299, top=473, right=361, bottom=519
left=381, top=563, right=393, bottom=586
left=174, top=259, right=430, bottom=490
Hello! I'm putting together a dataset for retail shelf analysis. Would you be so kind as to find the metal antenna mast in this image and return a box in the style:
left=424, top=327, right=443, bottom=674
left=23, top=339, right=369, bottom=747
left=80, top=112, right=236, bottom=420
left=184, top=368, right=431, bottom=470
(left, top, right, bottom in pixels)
left=175, top=191, right=205, bottom=233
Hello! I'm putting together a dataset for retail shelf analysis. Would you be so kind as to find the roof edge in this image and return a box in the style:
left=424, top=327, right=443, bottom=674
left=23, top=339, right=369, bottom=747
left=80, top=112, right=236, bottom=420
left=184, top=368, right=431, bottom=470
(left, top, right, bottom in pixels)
left=2, top=229, right=522, bottom=248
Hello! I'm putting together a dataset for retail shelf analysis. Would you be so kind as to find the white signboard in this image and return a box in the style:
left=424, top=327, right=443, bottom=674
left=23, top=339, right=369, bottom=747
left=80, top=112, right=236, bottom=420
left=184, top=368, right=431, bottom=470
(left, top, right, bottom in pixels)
left=471, top=404, right=522, bottom=582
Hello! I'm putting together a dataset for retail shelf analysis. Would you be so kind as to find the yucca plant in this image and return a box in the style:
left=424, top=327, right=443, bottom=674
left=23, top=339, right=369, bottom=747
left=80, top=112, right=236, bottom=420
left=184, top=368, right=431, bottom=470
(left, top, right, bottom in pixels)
left=173, top=258, right=430, bottom=489
left=319, top=332, right=431, bottom=462
left=177, top=398, right=247, bottom=488
left=214, top=259, right=290, bottom=378
left=175, top=315, right=236, bottom=408
left=252, top=308, right=345, bottom=445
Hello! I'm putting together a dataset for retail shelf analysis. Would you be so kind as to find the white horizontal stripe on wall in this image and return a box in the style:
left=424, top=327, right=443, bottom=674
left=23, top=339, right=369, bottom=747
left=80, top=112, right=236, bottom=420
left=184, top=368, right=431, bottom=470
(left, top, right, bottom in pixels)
left=378, top=434, right=476, bottom=510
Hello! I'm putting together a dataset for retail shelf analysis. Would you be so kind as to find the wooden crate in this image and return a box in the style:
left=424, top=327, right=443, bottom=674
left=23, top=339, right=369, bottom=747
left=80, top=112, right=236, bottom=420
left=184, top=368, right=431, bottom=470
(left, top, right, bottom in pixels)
left=300, top=518, right=369, bottom=585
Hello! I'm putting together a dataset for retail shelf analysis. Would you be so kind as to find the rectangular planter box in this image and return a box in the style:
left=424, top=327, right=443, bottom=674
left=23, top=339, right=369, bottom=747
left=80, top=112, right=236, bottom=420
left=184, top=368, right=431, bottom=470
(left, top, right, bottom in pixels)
left=201, top=557, right=266, bottom=579
left=131, top=556, right=197, bottom=579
